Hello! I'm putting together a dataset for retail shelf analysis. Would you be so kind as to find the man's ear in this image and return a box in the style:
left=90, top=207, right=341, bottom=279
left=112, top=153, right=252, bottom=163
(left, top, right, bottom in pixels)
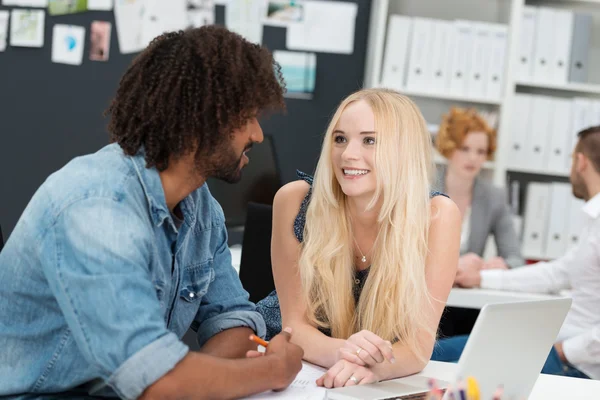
left=576, top=152, right=588, bottom=173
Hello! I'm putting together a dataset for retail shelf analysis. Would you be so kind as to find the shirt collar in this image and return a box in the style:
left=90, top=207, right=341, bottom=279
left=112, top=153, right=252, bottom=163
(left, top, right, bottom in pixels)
left=582, top=192, right=600, bottom=219
left=129, top=146, right=196, bottom=229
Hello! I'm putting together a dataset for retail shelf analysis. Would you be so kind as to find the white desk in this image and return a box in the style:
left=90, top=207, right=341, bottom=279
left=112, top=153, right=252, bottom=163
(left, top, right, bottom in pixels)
left=446, top=288, right=563, bottom=310
left=407, top=360, right=599, bottom=399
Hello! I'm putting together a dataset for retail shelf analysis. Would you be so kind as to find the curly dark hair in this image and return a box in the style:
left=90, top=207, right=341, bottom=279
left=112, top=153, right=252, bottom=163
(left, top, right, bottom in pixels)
left=106, top=25, right=286, bottom=171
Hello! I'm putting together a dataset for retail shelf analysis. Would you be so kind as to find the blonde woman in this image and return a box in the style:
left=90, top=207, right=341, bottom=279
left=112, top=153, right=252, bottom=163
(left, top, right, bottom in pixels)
left=255, top=88, right=461, bottom=387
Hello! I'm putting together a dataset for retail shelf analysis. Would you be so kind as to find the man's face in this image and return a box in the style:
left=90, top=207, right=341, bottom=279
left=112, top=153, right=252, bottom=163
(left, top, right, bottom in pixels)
left=209, top=117, right=264, bottom=184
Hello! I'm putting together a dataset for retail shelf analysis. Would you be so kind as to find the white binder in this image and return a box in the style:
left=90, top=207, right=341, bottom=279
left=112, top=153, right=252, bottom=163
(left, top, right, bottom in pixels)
left=525, top=96, right=552, bottom=170
left=544, top=183, right=572, bottom=259
left=590, top=100, right=600, bottom=126
left=517, top=6, right=538, bottom=82
left=508, top=94, right=533, bottom=170
left=428, top=20, right=454, bottom=94
left=522, top=182, right=552, bottom=259
left=466, top=22, right=491, bottom=98
left=550, top=9, right=574, bottom=85
left=381, top=15, right=413, bottom=90
left=566, top=197, right=586, bottom=251
left=485, top=23, right=508, bottom=100
left=532, top=7, right=555, bottom=84
left=448, top=20, right=474, bottom=97
left=546, top=98, right=572, bottom=174
left=405, top=17, right=433, bottom=92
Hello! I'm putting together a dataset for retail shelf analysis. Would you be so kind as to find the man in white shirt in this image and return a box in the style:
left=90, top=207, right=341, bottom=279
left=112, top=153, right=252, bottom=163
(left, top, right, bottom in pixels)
left=432, top=126, right=600, bottom=380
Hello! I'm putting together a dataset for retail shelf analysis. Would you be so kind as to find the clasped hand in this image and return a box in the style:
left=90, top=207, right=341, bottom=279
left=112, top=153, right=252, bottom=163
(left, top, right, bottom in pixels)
left=317, top=330, right=395, bottom=388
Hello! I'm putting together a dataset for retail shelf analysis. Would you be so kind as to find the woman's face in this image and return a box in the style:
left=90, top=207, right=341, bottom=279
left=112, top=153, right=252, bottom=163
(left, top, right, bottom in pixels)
left=331, top=100, right=378, bottom=199
left=448, top=131, right=489, bottom=179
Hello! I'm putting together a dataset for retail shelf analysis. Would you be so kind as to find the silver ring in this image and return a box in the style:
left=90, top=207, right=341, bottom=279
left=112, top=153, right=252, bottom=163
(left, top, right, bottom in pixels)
left=349, top=376, right=358, bottom=383
left=356, top=348, right=363, bottom=356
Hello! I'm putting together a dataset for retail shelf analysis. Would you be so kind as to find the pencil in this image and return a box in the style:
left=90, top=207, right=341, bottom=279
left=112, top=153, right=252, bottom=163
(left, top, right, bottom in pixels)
left=249, top=334, right=269, bottom=347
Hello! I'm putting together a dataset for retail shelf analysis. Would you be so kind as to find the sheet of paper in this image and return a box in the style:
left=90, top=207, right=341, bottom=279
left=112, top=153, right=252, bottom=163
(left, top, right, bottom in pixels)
left=286, top=0, right=357, bottom=54
left=52, top=24, right=85, bottom=65
left=90, top=20, right=111, bottom=61
left=225, top=0, right=266, bottom=44
left=187, top=0, right=215, bottom=28
left=244, top=362, right=327, bottom=399
left=88, top=0, right=113, bottom=10
left=114, top=0, right=145, bottom=54
left=0, top=11, right=8, bottom=52
left=10, top=9, right=45, bottom=48
left=263, top=0, right=304, bottom=27
left=140, top=0, right=187, bottom=46
left=48, top=0, right=88, bottom=15
left=274, top=50, right=316, bottom=99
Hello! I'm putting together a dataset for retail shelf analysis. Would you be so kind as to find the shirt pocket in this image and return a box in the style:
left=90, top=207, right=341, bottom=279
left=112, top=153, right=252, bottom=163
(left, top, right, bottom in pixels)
left=175, top=261, right=215, bottom=334
left=180, top=261, right=214, bottom=302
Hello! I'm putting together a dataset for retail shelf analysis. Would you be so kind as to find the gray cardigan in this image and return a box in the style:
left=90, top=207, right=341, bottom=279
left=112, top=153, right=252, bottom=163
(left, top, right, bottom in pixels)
left=437, top=171, right=525, bottom=269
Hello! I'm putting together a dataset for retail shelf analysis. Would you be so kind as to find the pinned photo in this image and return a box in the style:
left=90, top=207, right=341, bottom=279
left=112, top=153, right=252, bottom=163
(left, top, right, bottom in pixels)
left=52, top=24, right=85, bottom=65
left=0, top=11, right=8, bottom=52
left=90, top=21, right=111, bottom=61
left=10, top=9, right=45, bottom=48
left=273, top=50, right=316, bottom=100
left=48, top=0, right=88, bottom=16
left=264, top=0, right=304, bottom=27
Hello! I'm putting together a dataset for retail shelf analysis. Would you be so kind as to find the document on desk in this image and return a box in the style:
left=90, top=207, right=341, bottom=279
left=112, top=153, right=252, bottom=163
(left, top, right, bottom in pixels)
left=244, top=361, right=327, bottom=399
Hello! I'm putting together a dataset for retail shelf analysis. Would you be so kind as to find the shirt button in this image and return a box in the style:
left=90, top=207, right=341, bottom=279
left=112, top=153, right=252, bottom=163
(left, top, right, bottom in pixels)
left=189, top=293, right=195, bottom=298
left=354, top=278, right=360, bottom=285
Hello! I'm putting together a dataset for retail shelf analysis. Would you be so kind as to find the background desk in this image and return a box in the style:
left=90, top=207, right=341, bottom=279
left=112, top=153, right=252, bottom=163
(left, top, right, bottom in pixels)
left=446, top=288, right=562, bottom=309
left=408, top=360, right=599, bottom=400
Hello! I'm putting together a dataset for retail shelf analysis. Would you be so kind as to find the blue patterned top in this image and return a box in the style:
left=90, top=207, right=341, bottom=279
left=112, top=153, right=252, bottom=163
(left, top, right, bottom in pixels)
left=256, top=170, right=447, bottom=340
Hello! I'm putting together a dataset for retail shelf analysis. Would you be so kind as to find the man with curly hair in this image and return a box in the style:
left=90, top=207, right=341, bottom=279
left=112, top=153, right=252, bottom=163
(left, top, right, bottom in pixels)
left=0, top=26, right=303, bottom=399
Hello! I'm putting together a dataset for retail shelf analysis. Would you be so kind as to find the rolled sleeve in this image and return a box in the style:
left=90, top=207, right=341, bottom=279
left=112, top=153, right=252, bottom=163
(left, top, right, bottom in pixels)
left=196, top=310, right=267, bottom=347
left=562, top=327, right=600, bottom=366
left=107, top=332, right=189, bottom=400
left=194, top=221, right=266, bottom=346
left=480, top=269, right=505, bottom=290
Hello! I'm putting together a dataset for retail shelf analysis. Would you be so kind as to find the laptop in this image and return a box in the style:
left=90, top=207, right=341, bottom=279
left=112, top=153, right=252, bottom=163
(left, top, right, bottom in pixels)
left=327, top=297, right=572, bottom=400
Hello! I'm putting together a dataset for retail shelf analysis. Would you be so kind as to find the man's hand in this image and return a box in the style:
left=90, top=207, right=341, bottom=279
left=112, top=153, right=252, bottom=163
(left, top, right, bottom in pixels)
left=317, top=359, right=380, bottom=388
left=454, top=253, right=483, bottom=287
left=336, top=330, right=395, bottom=367
left=555, top=342, right=568, bottom=363
left=482, top=256, right=509, bottom=270
left=264, top=327, right=304, bottom=391
left=458, top=253, right=484, bottom=272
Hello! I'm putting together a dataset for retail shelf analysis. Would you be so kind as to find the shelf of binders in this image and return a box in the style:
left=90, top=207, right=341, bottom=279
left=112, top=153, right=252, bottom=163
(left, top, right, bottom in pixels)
left=516, top=81, right=600, bottom=96
left=506, top=167, right=569, bottom=178
left=392, top=87, right=503, bottom=106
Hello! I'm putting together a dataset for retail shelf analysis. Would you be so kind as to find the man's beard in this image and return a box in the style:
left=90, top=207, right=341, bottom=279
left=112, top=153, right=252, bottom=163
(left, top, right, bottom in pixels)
left=572, top=178, right=589, bottom=201
left=205, top=142, right=253, bottom=184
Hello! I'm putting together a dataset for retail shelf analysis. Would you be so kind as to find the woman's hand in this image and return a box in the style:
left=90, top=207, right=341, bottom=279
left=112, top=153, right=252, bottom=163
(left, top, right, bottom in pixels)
left=317, top=359, right=380, bottom=388
left=336, top=330, right=395, bottom=367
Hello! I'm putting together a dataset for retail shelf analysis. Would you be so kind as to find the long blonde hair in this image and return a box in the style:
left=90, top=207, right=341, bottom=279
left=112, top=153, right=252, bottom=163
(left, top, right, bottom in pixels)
left=299, top=88, right=435, bottom=361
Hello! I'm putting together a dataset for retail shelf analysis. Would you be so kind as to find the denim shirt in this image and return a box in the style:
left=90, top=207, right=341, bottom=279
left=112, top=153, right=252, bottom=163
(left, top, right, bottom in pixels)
left=0, top=144, right=266, bottom=399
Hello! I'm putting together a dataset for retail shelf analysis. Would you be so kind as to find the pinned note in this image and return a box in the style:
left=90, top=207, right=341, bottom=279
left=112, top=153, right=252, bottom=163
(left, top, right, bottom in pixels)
left=52, top=24, right=85, bottom=65
left=10, top=9, right=45, bottom=48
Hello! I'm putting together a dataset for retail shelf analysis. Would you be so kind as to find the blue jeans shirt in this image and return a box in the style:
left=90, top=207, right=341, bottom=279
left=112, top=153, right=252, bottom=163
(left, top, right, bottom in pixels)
left=0, top=144, right=266, bottom=399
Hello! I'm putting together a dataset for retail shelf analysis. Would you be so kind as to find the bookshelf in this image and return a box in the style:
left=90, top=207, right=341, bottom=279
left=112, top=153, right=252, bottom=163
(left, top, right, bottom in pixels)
left=363, top=0, right=600, bottom=261
left=516, top=80, right=600, bottom=95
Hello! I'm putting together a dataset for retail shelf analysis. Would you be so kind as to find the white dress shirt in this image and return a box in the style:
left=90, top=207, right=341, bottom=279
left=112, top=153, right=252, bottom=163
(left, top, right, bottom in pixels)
left=481, top=193, right=600, bottom=380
